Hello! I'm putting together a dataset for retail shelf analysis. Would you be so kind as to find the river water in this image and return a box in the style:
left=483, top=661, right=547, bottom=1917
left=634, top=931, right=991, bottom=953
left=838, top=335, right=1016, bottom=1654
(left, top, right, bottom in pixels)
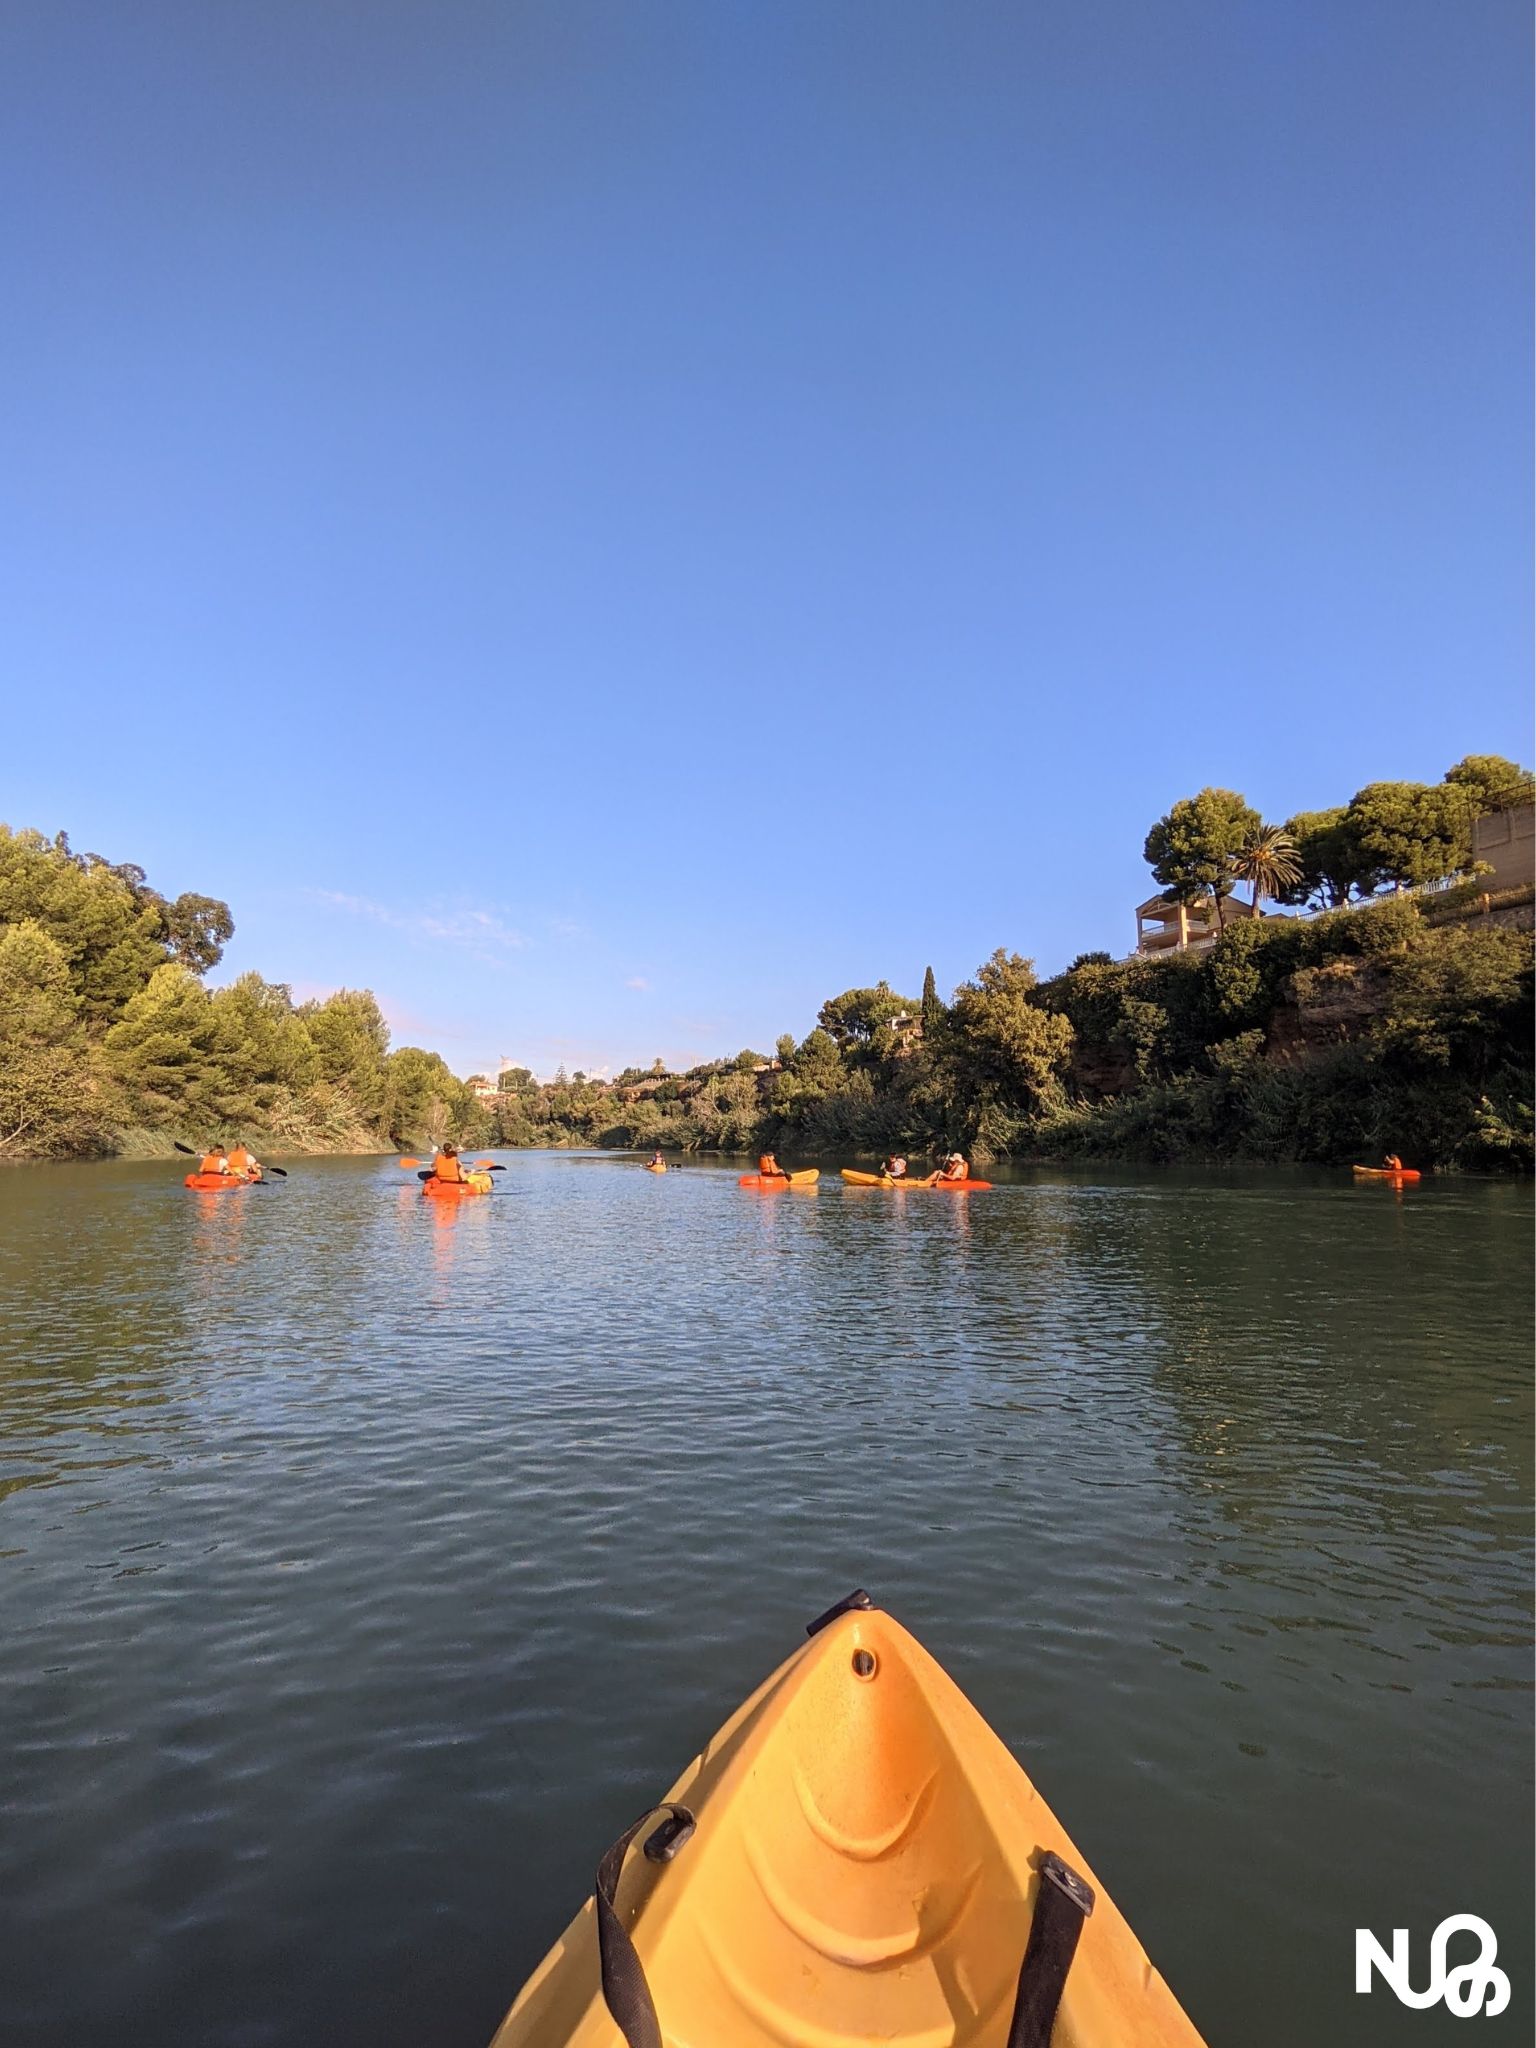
left=0, top=1153, right=1529, bottom=2045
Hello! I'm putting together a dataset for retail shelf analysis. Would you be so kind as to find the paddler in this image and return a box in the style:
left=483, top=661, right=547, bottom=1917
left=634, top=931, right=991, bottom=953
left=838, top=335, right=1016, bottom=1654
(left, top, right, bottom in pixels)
left=226, top=1141, right=262, bottom=1181
left=881, top=1155, right=908, bottom=1180
left=649, top=1149, right=665, bottom=1169
left=758, top=1151, right=789, bottom=1181
left=1382, top=1151, right=1404, bottom=1171
left=430, top=1142, right=465, bottom=1184
left=935, top=1151, right=970, bottom=1183
left=198, top=1144, right=230, bottom=1176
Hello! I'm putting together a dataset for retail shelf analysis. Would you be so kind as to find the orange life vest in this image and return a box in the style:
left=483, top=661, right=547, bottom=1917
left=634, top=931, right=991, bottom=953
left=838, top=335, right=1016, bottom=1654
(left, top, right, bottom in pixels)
left=433, top=1152, right=464, bottom=1183
left=758, top=1155, right=779, bottom=1177
left=200, top=1150, right=228, bottom=1175
left=227, top=1146, right=256, bottom=1176
left=941, top=1158, right=969, bottom=1181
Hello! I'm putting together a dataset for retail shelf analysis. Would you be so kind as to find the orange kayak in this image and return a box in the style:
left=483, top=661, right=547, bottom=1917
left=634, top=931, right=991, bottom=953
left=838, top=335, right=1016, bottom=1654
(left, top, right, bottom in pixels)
left=645, top=1162, right=668, bottom=1174
left=423, top=1172, right=493, bottom=1198
left=490, top=1594, right=1207, bottom=2047
left=183, top=1171, right=258, bottom=1191
left=1352, top=1165, right=1421, bottom=1183
left=738, top=1169, right=819, bottom=1188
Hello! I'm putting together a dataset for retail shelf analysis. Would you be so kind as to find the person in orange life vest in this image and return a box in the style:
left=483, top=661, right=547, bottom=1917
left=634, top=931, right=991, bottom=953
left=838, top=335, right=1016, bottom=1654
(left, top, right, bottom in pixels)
left=226, top=1142, right=262, bottom=1181
left=936, top=1152, right=970, bottom=1183
left=431, top=1142, right=465, bottom=1184
left=199, top=1145, right=230, bottom=1176
left=1382, top=1152, right=1404, bottom=1171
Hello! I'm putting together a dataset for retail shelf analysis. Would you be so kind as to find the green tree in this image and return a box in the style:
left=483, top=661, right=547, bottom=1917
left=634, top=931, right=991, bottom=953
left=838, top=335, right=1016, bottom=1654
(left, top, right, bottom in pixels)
left=816, top=981, right=919, bottom=1057
left=1443, top=753, right=1534, bottom=819
left=103, top=962, right=224, bottom=1124
left=947, top=950, right=1075, bottom=1110
left=162, top=893, right=235, bottom=973
left=0, top=921, right=117, bottom=1156
left=0, top=826, right=169, bottom=1020
left=1143, top=789, right=1260, bottom=931
left=384, top=1045, right=484, bottom=1145
left=1344, top=782, right=1462, bottom=891
left=1277, top=808, right=1374, bottom=908
left=300, top=990, right=390, bottom=1121
left=210, top=974, right=320, bottom=1117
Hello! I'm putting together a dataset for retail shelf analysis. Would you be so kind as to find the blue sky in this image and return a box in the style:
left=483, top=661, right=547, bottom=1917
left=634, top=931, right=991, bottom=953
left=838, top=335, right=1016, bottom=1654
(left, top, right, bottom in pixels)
left=5, top=1, right=1530, bottom=1077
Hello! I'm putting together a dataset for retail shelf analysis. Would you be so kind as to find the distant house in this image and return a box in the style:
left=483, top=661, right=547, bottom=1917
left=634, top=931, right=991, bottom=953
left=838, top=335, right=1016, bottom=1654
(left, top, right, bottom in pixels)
left=1471, top=802, right=1535, bottom=893
left=1134, top=892, right=1267, bottom=957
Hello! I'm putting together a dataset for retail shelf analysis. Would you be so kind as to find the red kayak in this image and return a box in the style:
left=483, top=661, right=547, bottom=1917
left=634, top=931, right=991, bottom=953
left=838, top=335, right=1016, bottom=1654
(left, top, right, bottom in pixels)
left=1352, top=1165, right=1422, bottom=1183
left=183, top=1171, right=258, bottom=1191
left=423, top=1172, right=493, bottom=1198
left=738, top=1169, right=819, bottom=1188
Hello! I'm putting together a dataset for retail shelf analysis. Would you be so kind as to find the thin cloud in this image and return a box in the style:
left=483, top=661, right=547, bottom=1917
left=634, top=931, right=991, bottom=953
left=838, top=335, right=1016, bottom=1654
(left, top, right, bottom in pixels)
left=624, top=975, right=651, bottom=992
left=308, top=889, right=526, bottom=959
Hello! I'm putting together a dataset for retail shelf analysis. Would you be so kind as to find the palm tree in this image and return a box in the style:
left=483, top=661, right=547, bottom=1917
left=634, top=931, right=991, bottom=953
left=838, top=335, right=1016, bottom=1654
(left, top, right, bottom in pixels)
left=1230, top=825, right=1303, bottom=918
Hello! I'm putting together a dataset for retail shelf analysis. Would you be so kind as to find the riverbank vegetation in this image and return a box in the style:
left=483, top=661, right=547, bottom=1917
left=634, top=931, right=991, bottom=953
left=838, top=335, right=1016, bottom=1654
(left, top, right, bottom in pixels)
left=4, top=751, right=1531, bottom=1170
left=487, top=755, right=1535, bottom=1172
left=484, top=902, right=1531, bottom=1171
left=0, top=827, right=489, bottom=1160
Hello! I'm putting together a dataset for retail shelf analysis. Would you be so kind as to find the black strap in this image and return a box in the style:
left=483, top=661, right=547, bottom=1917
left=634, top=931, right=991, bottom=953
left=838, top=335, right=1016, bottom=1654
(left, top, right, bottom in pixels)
left=1007, top=1852, right=1096, bottom=2048
left=595, top=1803, right=696, bottom=2048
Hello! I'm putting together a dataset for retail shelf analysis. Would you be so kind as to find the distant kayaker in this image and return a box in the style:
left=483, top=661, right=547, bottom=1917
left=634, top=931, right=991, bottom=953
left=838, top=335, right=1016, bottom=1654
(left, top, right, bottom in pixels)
left=936, top=1152, right=970, bottom=1183
left=226, top=1142, right=262, bottom=1181
left=882, top=1156, right=908, bottom=1180
left=758, top=1152, right=788, bottom=1180
left=1382, top=1151, right=1404, bottom=1171
left=649, top=1149, right=665, bottom=1168
left=430, top=1142, right=465, bottom=1184
left=199, top=1145, right=230, bottom=1176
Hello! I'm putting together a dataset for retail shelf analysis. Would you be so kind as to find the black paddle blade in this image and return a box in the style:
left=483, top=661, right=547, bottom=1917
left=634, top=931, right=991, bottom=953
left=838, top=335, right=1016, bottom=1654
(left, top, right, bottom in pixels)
left=264, top=1165, right=288, bottom=1177
left=173, top=1141, right=197, bottom=1155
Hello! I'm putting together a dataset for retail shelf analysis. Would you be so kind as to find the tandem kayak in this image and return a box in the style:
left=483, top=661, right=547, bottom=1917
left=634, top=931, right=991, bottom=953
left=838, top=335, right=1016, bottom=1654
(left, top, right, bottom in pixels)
left=737, top=1169, right=820, bottom=1188
left=1352, top=1165, right=1422, bottom=1183
left=841, top=1169, right=993, bottom=1191
left=183, top=1171, right=259, bottom=1191
left=423, top=1172, right=493, bottom=1198
left=489, top=1592, right=1207, bottom=2048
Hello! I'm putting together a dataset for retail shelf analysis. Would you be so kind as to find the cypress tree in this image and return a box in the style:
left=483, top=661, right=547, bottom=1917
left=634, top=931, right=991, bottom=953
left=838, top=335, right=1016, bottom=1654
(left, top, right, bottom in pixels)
left=921, top=964, right=941, bottom=1033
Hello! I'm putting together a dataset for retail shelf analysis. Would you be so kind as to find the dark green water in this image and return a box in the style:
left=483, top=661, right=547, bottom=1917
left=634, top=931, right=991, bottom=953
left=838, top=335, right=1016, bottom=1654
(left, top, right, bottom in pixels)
left=0, top=1153, right=1529, bottom=2046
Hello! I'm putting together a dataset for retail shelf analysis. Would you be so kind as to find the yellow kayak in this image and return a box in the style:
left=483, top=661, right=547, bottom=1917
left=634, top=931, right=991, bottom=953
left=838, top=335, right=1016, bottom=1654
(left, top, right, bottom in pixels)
left=645, top=1162, right=668, bottom=1174
left=841, top=1169, right=994, bottom=1190
left=490, top=1595, right=1207, bottom=2047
